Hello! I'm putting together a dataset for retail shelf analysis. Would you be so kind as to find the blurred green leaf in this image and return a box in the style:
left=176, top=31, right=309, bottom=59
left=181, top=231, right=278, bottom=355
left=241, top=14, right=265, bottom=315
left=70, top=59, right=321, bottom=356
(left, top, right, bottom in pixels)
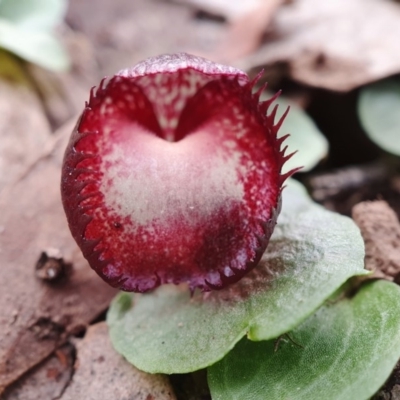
left=107, top=180, right=366, bottom=374
left=0, top=0, right=66, bottom=30
left=208, top=280, right=400, bottom=400
left=0, top=0, right=69, bottom=70
left=268, top=94, right=329, bottom=173
left=358, top=78, right=400, bottom=156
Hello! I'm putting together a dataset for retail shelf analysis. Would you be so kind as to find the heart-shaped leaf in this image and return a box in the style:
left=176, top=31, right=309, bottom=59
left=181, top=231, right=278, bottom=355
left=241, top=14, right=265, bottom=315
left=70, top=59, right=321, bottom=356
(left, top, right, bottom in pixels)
left=208, top=280, right=400, bottom=400
left=266, top=94, right=328, bottom=173
left=0, top=0, right=69, bottom=70
left=107, top=179, right=367, bottom=374
left=358, top=78, right=400, bottom=156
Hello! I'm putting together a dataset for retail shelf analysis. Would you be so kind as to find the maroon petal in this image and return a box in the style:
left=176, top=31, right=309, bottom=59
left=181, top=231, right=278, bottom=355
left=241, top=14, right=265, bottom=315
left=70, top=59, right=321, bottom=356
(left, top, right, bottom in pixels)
left=61, top=53, right=296, bottom=292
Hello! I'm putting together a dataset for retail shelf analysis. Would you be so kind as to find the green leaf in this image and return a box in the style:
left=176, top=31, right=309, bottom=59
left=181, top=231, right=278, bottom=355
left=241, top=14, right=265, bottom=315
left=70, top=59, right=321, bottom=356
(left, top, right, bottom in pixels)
left=107, top=180, right=366, bottom=374
left=0, top=0, right=66, bottom=31
left=0, top=20, right=68, bottom=70
left=268, top=94, right=329, bottom=173
left=358, top=78, right=400, bottom=156
left=208, top=280, right=400, bottom=400
left=0, top=0, right=69, bottom=70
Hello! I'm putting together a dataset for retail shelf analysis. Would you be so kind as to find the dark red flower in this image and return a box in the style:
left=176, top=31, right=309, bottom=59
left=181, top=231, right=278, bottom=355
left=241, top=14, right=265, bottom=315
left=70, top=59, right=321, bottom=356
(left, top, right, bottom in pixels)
left=61, top=53, right=296, bottom=292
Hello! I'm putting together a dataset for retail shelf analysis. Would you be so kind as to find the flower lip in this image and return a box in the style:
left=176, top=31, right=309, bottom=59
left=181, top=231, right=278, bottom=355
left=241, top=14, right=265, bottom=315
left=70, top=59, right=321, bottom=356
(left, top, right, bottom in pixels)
left=116, top=52, right=249, bottom=84
left=61, top=52, right=297, bottom=293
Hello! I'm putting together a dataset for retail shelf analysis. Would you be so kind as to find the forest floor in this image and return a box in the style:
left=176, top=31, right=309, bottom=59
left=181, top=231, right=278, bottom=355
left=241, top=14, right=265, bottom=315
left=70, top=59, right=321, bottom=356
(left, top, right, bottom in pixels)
left=1, top=0, right=400, bottom=399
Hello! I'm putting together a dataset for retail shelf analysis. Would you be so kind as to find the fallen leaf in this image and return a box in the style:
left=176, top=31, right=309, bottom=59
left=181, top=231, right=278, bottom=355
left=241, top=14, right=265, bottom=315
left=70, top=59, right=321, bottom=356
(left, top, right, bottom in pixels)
left=60, top=323, right=176, bottom=400
left=2, top=344, right=74, bottom=400
left=66, top=0, right=227, bottom=76
left=0, top=50, right=52, bottom=193
left=25, top=27, right=99, bottom=130
left=0, top=119, right=117, bottom=394
left=240, top=0, right=400, bottom=91
left=216, top=0, right=283, bottom=62
left=170, top=0, right=276, bottom=20
left=171, top=0, right=283, bottom=62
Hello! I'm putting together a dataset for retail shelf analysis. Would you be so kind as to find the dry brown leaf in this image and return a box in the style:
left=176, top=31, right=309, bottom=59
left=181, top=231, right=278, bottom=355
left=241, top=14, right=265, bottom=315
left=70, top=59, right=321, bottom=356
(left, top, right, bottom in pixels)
left=0, top=52, right=52, bottom=193
left=0, top=120, right=117, bottom=394
left=171, top=0, right=277, bottom=20
left=216, top=0, right=283, bottom=63
left=60, top=323, right=176, bottom=400
left=66, top=0, right=227, bottom=76
left=2, top=344, right=74, bottom=400
left=239, top=0, right=400, bottom=91
left=169, top=0, right=283, bottom=62
left=26, top=27, right=99, bottom=130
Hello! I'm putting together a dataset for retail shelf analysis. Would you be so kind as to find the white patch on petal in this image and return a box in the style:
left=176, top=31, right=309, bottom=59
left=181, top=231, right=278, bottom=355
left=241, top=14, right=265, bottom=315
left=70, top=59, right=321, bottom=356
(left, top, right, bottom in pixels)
left=98, top=125, right=244, bottom=228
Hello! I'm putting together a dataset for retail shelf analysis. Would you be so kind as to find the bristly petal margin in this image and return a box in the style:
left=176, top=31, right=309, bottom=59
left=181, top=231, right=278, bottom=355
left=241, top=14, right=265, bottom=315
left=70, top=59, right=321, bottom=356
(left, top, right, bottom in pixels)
left=61, top=53, right=298, bottom=293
